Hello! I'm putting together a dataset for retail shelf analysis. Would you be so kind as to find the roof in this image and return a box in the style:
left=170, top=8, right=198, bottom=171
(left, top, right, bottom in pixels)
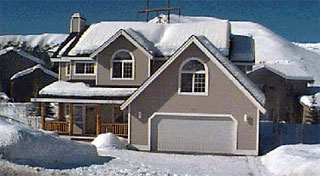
left=264, top=64, right=314, bottom=81
left=59, top=15, right=230, bottom=57
left=0, top=47, right=45, bottom=65
left=121, top=35, right=266, bottom=113
left=39, top=81, right=137, bottom=98
left=10, top=64, right=58, bottom=80
left=300, top=92, right=320, bottom=109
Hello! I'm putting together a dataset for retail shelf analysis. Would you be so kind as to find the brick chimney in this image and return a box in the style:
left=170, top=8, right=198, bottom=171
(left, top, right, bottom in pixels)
left=70, top=13, right=86, bottom=33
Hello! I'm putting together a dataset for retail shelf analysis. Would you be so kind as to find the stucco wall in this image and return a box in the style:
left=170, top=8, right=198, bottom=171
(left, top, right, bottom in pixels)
left=129, top=43, right=259, bottom=151
left=96, top=36, right=149, bottom=86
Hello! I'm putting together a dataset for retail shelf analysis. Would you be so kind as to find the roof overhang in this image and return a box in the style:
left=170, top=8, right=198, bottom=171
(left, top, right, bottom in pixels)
left=31, top=98, right=124, bottom=104
left=51, top=57, right=94, bottom=62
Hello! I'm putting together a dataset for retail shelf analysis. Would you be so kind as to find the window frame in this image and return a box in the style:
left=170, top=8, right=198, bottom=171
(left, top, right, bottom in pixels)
left=65, top=63, right=71, bottom=76
left=178, top=58, right=209, bottom=96
left=110, top=49, right=135, bottom=80
left=73, top=61, right=95, bottom=76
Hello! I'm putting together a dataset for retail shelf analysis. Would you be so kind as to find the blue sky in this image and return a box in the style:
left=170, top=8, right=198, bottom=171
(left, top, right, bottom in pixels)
left=0, top=0, right=319, bottom=42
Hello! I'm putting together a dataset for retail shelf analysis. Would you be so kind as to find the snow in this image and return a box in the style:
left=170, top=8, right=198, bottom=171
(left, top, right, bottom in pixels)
left=0, top=46, right=45, bottom=65
left=294, top=43, right=320, bottom=55
left=0, top=115, right=103, bottom=169
left=92, top=133, right=126, bottom=149
left=261, top=144, right=320, bottom=176
left=10, top=64, right=58, bottom=80
left=264, top=63, right=313, bottom=80
left=58, top=36, right=76, bottom=56
left=0, top=33, right=68, bottom=54
left=39, top=81, right=137, bottom=97
left=300, top=92, right=320, bottom=108
left=68, top=15, right=230, bottom=56
left=0, top=92, right=9, bottom=102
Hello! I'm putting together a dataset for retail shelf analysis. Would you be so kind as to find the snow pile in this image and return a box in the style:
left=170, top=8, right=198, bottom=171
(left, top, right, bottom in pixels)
left=0, top=46, right=45, bottom=65
left=261, top=144, right=320, bottom=176
left=0, top=92, right=9, bottom=102
left=10, top=64, right=58, bottom=80
left=300, top=92, right=320, bottom=109
left=68, top=16, right=229, bottom=56
left=0, top=115, right=101, bottom=169
left=0, top=33, right=68, bottom=53
left=40, top=81, right=137, bottom=97
left=92, top=133, right=126, bottom=150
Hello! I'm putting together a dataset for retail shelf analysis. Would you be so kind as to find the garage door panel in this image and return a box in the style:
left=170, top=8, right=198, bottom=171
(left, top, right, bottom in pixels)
left=152, top=115, right=236, bottom=153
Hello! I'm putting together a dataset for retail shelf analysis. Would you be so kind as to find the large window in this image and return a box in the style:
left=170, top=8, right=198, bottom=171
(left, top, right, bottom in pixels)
left=179, top=59, right=207, bottom=95
left=75, top=62, right=94, bottom=75
left=111, top=50, right=134, bottom=79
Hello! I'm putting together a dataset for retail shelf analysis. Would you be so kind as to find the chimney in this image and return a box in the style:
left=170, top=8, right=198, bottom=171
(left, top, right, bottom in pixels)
left=70, top=13, right=86, bottom=33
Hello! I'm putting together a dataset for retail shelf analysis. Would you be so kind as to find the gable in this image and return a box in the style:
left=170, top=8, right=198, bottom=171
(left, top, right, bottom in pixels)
left=121, top=36, right=265, bottom=113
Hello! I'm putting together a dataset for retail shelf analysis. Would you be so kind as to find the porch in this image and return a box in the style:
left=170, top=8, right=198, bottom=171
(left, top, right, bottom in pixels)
left=39, top=102, right=128, bottom=137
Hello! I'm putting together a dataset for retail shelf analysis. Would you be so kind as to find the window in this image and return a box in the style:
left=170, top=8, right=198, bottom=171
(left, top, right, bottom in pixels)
left=111, top=50, right=134, bottom=79
left=75, top=62, right=94, bottom=74
left=179, top=59, right=207, bottom=95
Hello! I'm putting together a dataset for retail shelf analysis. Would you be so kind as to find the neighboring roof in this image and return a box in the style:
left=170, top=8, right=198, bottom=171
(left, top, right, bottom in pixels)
left=121, top=35, right=266, bottom=113
left=300, top=92, right=320, bottom=109
left=39, top=81, right=137, bottom=97
left=10, top=64, right=58, bottom=80
left=0, top=47, right=45, bottom=65
left=229, top=35, right=255, bottom=63
left=257, top=63, right=314, bottom=81
left=63, top=15, right=230, bottom=57
left=90, top=29, right=160, bottom=58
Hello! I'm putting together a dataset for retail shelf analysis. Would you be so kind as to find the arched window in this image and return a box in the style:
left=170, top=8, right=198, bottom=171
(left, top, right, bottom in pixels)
left=111, top=50, right=134, bottom=79
left=179, top=58, right=208, bottom=94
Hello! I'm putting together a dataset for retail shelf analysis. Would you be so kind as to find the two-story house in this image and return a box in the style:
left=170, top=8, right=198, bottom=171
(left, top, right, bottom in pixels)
left=32, top=13, right=265, bottom=155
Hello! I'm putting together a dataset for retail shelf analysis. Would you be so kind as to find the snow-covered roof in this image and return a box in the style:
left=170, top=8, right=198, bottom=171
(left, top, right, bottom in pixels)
left=197, top=35, right=265, bottom=106
left=65, top=14, right=230, bottom=57
left=264, top=63, right=313, bottom=81
left=300, top=92, right=320, bottom=109
left=39, top=81, right=137, bottom=97
left=0, top=46, right=45, bottom=65
left=10, top=64, right=58, bottom=80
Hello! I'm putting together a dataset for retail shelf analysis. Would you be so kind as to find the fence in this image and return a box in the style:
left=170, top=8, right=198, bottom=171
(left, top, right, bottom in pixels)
left=259, top=121, right=320, bottom=154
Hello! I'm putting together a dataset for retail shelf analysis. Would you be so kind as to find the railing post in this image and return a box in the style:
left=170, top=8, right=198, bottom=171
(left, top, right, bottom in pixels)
left=41, top=102, right=46, bottom=130
left=69, top=103, right=73, bottom=136
left=96, top=105, right=101, bottom=136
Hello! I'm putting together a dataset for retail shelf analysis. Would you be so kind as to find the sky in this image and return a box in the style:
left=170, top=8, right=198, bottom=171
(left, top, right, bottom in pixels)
left=0, top=0, right=319, bottom=43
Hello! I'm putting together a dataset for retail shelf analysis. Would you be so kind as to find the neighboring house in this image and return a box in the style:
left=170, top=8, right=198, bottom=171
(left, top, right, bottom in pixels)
left=299, top=92, right=320, bottom=124
left=32, top=13, right=265, bottom=155
left=10, top=64, right=58, bottom=102
left=0, top=47, right=45, bottom=97
left=248, top=64, right=313, bottom=123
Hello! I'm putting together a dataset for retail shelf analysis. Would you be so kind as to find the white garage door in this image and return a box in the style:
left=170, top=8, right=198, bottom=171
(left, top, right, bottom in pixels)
left=150, top=114, right=236, bottom=154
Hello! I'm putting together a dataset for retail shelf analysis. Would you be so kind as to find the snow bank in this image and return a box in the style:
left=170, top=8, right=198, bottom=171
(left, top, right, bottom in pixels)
left=261, top=144, right=320, bottom=176
left=40, top=81, right=137, bottom=97
left=0, top=115, right=102, bottom=169
left=92, top=133, right=126, bottom=150
left=10, top=64, right=58, bottom=80
left=300, top=92, right=320, bottom=109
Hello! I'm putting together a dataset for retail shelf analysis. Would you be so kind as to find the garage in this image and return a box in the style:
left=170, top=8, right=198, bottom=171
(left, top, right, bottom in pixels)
left=149, top=113, right=237, bottom=154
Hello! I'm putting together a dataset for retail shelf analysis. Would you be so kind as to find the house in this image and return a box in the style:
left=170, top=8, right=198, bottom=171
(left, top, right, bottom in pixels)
left=248, top=64, right=313, bottom=123
left=300, top=92, right=320, bottom=124
left=0, top=47, right=45, bottom=98
left=32, top=13, right=265, bottom=155
left=10, top=64, right=58, bottom=102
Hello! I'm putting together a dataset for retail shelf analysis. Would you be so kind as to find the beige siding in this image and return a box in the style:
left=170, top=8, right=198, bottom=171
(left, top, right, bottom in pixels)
left=96, top=36, right=149, bottom=86
left=130, top=43, right=258, bottom=151
left=59, top=62, right=69, bottom=81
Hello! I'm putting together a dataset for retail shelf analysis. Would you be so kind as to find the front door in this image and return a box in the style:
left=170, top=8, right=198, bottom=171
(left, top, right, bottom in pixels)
left=85, top=105, right=97, bottom=135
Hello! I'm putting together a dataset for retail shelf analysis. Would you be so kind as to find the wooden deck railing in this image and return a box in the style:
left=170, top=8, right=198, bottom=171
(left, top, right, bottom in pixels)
left=45, top=121, right=69, bottom=134
left=101, top=123, right=128, bottom=137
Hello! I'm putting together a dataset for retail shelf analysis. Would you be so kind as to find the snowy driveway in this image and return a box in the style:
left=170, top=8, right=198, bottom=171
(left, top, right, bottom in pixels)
left=0, top=148, right=271, bottom=176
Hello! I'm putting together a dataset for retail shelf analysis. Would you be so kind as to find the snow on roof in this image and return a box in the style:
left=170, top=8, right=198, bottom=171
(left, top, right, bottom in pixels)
left=58, top=36, right=76, bottom=56
left=68, top=14, right=230, bottom=56
left=10, top=64, right=58, bottom=80
left=264, top=63, right=313, bottom=81
left=0, top=33, right=68, bottom=54
left=0, top=46, right=45, bottom=65
left=0, top=92, right=9, bottom=102
left=294, top=43, right=320, bottom=55
left=300, top=92, right=320, bottom=108
left=39, top=81, right=137, bottom=97
left=197, top=35, right=265, bottom=106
